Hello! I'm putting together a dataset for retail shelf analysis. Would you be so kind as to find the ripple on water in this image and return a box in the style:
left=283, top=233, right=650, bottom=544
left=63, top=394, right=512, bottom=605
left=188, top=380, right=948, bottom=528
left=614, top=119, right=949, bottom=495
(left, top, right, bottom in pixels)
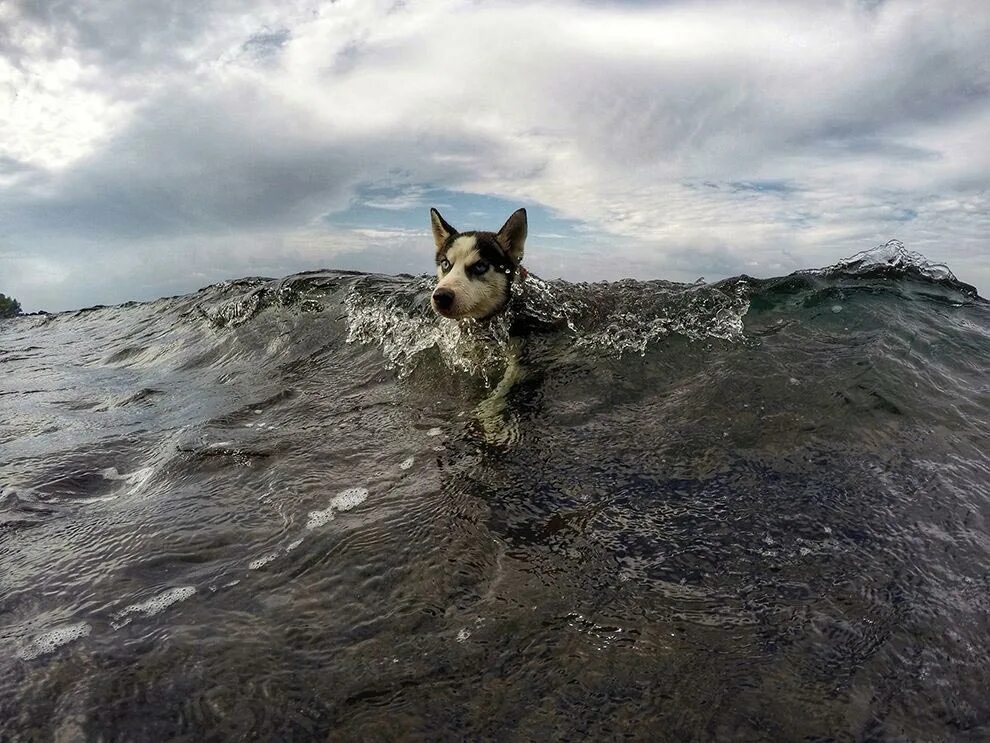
left=101, top=466, right=155, bottom=495
left=2, top=261, right=987, bottom=740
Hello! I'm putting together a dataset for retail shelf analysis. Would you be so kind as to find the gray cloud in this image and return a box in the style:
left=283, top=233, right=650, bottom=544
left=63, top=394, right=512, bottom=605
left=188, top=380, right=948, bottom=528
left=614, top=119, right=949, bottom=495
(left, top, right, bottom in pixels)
left=0, top=154, right=36, bottom=176
left=1, top=0, right=988, bottom=311
left=8, top=91, right=354, bottom=239
left=7, top=0, right=307, bottom=72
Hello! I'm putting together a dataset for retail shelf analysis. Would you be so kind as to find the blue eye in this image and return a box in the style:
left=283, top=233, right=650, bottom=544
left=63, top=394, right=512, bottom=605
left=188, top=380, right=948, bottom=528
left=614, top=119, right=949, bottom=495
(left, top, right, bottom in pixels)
left=440, top=259, right=451, bottom=272
left=470, top=261, right=489, bottom=275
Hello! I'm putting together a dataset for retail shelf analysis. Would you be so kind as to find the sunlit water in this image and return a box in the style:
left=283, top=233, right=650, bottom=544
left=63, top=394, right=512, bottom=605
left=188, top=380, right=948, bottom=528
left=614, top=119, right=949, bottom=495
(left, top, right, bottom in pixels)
left=2, top=242, right=988, bottom=740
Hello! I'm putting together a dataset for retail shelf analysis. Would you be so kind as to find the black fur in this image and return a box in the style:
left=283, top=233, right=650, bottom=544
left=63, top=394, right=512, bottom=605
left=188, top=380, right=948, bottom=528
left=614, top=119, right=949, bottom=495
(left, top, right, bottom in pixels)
left=436, top=231, right=517, bottom=275
left=430, top=207, right=528, bottom=322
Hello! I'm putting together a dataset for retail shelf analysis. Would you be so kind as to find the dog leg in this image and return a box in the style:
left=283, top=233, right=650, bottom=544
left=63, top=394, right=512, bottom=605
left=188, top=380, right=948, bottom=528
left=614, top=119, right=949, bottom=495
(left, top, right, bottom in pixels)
left=473, top=337, right=525, bottom=447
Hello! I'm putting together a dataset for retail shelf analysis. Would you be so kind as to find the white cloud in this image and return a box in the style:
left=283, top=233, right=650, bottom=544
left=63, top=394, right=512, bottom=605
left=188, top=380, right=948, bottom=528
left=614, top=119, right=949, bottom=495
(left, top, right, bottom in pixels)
left=1, top=0, right=988, bottom=310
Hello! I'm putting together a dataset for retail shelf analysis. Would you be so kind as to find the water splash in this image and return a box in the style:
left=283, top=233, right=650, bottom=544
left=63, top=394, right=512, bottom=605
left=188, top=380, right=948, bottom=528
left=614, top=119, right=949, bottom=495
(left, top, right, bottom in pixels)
left=344, top=272, right=750, bottom=377
left=199, top=279, right=272, bottom=328
left=821, top=239, right=958, bottom=284
left=344, top=277, right=514, bottom=384
left=569, top=279, right=750, bottom=356
left=199, top=274, right=334, bottom=328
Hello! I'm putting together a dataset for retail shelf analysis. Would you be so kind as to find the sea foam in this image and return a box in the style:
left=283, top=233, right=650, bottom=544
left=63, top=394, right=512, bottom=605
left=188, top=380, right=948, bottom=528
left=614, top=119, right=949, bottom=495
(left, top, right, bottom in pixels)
left=306, top=487, right=369, bottom=529
left=19, top=622, right=92, bottom=660
left=112, top=586, right=196, bottom=629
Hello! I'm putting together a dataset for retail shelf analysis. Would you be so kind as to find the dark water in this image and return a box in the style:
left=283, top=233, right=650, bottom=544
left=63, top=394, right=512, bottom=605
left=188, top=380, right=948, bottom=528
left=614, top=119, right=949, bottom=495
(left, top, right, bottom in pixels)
left=2, top=242, right=988, bottom=741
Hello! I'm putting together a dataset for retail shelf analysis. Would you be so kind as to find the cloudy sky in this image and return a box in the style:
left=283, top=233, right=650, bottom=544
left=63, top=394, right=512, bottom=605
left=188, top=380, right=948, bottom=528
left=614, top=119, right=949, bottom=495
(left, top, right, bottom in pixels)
left=1, top=0, right=988, bottom=311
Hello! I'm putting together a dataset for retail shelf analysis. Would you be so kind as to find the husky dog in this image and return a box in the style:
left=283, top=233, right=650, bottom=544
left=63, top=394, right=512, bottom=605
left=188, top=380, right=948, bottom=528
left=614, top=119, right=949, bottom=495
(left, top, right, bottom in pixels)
left=428, top=207, right=530, bottom=444
left=430, top=207, right=527, bottom=321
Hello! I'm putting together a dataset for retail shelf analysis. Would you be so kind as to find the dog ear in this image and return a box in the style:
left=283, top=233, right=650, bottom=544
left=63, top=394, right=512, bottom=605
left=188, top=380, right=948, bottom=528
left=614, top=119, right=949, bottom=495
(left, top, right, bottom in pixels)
left=496, top=208, right=527, bottom=263
left=430, top=208, right=457, bottom=250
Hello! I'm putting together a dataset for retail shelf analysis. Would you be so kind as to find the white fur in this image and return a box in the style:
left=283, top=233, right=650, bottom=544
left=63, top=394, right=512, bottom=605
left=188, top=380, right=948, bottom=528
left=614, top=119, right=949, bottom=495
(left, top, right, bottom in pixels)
left=434, top=235, right=509, bottom=320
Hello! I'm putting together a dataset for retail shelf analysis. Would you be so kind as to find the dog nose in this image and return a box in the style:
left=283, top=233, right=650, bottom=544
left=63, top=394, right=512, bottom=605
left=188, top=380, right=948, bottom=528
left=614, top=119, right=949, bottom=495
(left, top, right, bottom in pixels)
left=433, top=288, right=455, bottom=310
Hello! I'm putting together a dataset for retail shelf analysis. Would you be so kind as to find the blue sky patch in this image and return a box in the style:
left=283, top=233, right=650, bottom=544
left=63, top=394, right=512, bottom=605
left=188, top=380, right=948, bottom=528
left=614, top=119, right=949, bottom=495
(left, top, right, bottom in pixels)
left=326, top=185, right=590, bottom=241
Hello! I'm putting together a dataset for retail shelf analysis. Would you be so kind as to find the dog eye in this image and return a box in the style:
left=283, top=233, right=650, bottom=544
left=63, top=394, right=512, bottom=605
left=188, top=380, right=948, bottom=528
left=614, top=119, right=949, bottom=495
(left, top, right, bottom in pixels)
left=440, top=259, right=451, bottom=272
left=470, top=261, right=489, bottom=275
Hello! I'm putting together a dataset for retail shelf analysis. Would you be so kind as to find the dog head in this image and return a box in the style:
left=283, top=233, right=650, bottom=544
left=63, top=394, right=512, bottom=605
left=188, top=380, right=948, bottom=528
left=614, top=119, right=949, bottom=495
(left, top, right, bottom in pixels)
left=429, top=207, right=527, bottom=320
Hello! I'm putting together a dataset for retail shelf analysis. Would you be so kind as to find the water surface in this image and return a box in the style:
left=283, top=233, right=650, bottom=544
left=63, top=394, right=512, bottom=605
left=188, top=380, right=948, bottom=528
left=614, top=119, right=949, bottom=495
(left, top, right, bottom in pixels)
left=2, top=242, right=989, bottom=740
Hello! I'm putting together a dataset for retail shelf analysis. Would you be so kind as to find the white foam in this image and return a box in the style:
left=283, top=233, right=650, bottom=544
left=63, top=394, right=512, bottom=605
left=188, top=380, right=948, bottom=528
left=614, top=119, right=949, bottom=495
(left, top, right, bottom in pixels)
left=426, top=427, right=442, bottom=437
left=112, top=586, right=196, bottom=629
left=248, top=553, right=279, bottom=570
left=400, top=456, right=414, bottom=470
left=306, top=506, right=336, bottom=530
left=331, top=487, right=368, bottom=512
left=306, top=487, right=369, bottom=528
left=252, top=537, right=304, bottom=567
left=456, top=628, right=471, bottom=643
left=19, top=622, right=92, bottom=660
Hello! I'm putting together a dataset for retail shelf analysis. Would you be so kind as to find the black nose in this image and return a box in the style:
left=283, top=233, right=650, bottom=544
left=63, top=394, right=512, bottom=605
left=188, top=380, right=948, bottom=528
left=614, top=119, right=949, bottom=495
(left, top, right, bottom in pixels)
left=433, top=288, right=455, bottom=310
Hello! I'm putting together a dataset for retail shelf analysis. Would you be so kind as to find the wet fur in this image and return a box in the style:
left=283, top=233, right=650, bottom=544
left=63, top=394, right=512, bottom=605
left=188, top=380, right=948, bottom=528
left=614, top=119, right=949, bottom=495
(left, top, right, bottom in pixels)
left=430, top=208, right=526, bottom=321
left=434, top=235, right=512, bottom=320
